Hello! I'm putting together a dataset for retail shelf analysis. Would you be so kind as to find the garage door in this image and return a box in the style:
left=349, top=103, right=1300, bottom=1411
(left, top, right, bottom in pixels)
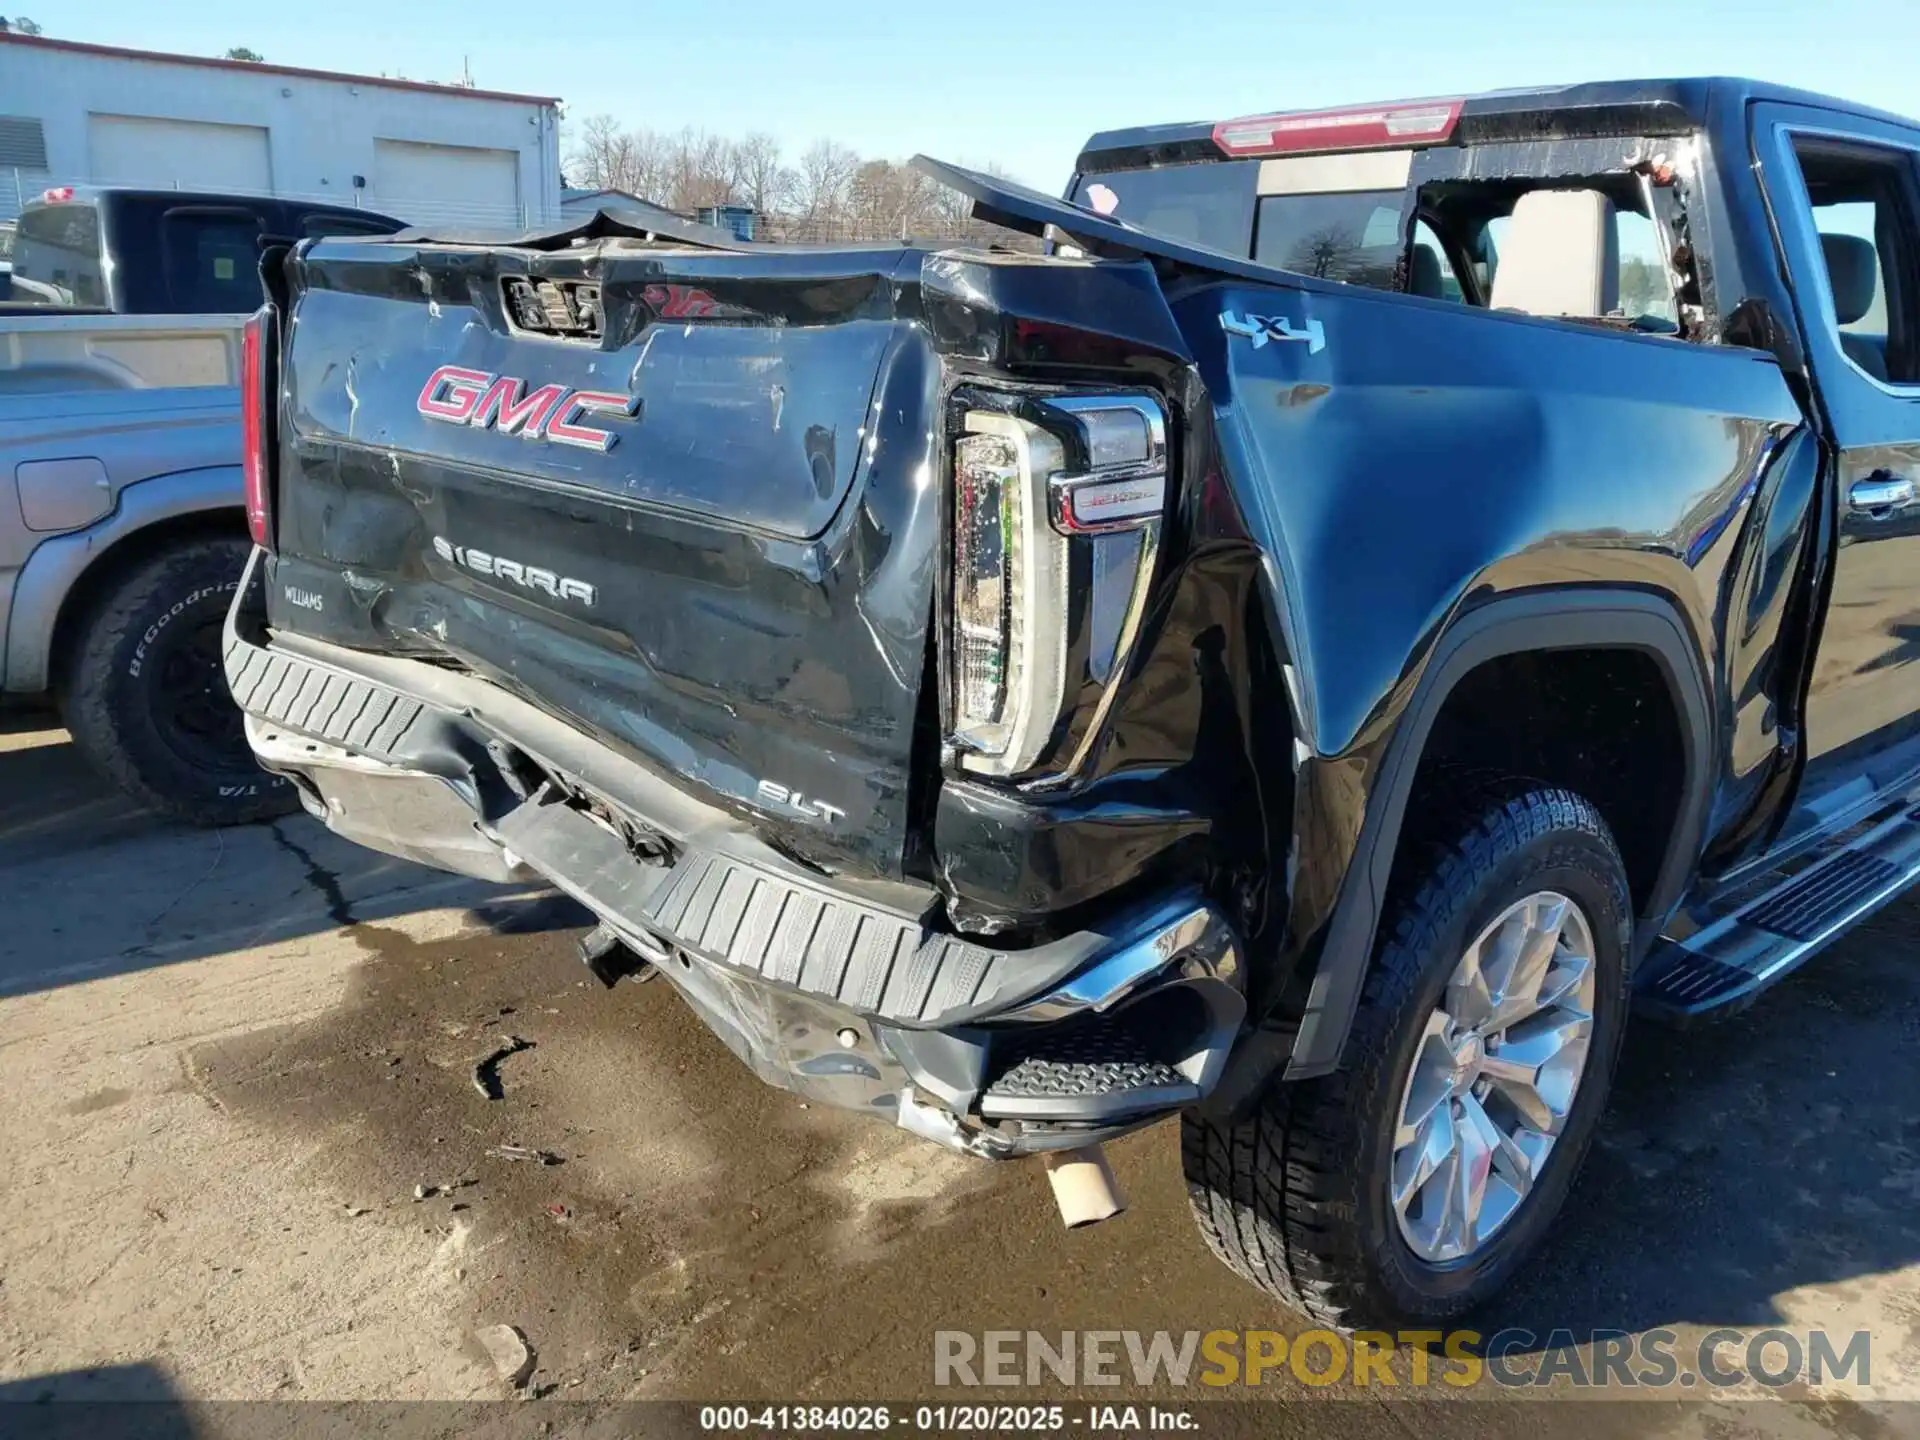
left=372, top=139, right=520, bottom=231
left=88, top=114, right=272, bottom=193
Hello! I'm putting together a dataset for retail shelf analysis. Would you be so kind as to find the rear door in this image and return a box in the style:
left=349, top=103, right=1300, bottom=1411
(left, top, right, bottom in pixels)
left=1755, top=103, right=1920, bottom=817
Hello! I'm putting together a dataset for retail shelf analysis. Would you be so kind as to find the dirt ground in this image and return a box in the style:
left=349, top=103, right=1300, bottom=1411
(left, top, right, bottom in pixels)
left=1, top=713, right=1917, bottom=1437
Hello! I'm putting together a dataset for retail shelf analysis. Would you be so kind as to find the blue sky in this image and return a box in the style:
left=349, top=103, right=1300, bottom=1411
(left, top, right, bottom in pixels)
left=26, top=1, right=1920, bottom=186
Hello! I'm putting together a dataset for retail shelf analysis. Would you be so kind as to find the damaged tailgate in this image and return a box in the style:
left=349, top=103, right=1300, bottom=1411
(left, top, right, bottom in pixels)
left=266, top=238, right=944, bottom=877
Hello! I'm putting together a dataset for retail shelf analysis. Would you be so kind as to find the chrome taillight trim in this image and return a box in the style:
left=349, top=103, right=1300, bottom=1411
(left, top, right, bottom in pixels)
left=1036, top=521, right=1162, bottom=789
left=1044, top=395, right=1168, bottom=536
left=1035, top=393, right=1168, bottom=786
left=1049, top=463, right=1167, bottom=533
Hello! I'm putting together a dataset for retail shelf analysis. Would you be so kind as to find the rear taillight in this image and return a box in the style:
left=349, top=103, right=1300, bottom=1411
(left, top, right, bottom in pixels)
left=948, top=394, right=1167, bottom=780
left=241, top=307, right=273, bottom=548
left=951, top=416, right=1068, bottom=772
left=1212, top=98, right=1463, bottom=158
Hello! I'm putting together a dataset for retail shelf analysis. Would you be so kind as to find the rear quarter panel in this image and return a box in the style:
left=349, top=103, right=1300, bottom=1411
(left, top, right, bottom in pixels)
left=1172, top=276, right=1806, bottom=994
left=1, top=386, right=240, bottom=692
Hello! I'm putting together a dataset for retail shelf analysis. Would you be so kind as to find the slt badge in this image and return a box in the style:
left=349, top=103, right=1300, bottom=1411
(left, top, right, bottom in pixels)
left=1220, top=310, right=1326, bottom=355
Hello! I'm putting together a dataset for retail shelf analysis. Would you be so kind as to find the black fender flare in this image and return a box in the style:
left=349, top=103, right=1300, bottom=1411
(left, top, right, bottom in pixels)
left=1282, top=588, right=1714, bottom=1080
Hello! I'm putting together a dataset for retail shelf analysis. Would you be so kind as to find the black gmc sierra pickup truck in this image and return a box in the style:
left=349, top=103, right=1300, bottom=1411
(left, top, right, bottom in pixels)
left=225, top=78, right=1920, bottom=1326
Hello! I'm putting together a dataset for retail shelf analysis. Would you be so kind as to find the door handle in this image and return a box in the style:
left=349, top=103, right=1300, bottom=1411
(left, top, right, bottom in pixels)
left=1848, top=474, right=1916, bottom=516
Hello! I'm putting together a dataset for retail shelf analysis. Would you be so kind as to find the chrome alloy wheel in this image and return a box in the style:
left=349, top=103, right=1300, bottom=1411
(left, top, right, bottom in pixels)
left=1390, top=891, right=1597, bottom=1263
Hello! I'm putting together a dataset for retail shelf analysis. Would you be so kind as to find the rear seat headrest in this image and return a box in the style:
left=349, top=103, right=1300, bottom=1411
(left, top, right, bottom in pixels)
left=1490, top=189, right=1619, bottom=319
left=1821, top=233, right=1879, bottom=326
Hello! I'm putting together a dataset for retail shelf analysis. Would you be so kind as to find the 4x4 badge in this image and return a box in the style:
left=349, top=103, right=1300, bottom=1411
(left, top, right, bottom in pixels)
left=1220, top=310, right=1326, bottom=354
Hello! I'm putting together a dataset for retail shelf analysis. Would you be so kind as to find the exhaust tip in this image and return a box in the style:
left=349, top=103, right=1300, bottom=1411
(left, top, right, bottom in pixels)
left=1042, top=1144, right=1127, bottom=1228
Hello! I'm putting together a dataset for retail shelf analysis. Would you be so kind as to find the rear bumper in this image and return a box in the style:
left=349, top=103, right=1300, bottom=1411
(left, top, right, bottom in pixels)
left=225, top=554, right=1244, bottom=1158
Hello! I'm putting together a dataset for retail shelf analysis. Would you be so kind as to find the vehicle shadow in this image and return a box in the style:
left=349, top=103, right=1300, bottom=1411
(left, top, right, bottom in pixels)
left=0, top=1364, right=195, bottom=1439
left=1484, top=891, right=1920, bottom=1343
left=0, top=706, right=161, bottom=865
left=0, top=716, right=587, bottom=997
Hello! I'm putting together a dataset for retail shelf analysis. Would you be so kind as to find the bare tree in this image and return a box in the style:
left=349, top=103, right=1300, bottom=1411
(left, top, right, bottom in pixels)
left=792, top=140, right=858, bottom=239
left=562, top=116, right=1029, bottom=247
left=1288, top=226, right=1363, bottom=281
left=568, top=114, right=643, bottom=193
left=734, top=132, right=796, bottom=218
left=664, top=128, right=738, bottom=211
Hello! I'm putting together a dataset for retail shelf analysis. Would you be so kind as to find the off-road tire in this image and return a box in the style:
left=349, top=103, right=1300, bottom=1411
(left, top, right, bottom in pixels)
left=1182, top=782, right=1632, bottom=1328
left=63, top=535, right=295, bottom=827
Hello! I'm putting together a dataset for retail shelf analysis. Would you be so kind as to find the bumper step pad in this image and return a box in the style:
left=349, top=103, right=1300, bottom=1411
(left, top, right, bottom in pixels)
left=979, top=1011, right=1200, bottom=1122
left=226, top=637, right=426, bottom=757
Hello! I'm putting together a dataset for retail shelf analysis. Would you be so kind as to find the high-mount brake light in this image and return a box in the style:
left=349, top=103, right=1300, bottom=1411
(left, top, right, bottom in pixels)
left=39, top=186, right=74, bottom=203
left=241, top=309, right=272, bottom=547
left=1212, top=99, right=1463, bottom=158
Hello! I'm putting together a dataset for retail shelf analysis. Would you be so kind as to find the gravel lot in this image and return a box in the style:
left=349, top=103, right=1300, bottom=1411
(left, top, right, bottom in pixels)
left=2, top=713, right=1916, bottom=1437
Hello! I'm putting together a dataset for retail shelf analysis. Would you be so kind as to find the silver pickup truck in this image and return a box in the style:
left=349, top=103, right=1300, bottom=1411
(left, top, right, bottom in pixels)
left=0, top=311, right=295, bottom=822
left=1, top=184, right=401, bottom=823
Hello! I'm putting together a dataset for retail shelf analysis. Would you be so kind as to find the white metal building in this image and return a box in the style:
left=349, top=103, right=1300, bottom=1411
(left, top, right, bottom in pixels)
left=0, top=33, right=562, bottom=231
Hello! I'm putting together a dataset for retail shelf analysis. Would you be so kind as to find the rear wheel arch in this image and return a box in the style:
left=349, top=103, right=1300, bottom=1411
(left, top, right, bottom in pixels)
left=1283, top=588, right=1713, bottom=1080
left=47, top=508, right=249, bottom=698
left=1184, top=777, right=1636, bottom=1326
left=59, top=525, right=293, bottom=826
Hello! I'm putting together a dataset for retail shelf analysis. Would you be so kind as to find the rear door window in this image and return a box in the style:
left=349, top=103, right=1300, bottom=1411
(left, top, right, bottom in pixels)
left=159, top=208, right=265, bottom=313
left=1788, top=137, right=1919, bottom=384
left=1815, top=200, right=1889, bottom=337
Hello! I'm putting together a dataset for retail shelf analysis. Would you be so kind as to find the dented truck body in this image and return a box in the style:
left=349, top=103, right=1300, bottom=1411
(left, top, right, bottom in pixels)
left=229, top=78, right=1920, bottom=1322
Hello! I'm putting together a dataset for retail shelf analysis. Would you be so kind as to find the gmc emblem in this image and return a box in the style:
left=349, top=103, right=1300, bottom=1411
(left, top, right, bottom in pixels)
left=416, top=366, right=638, bottom=452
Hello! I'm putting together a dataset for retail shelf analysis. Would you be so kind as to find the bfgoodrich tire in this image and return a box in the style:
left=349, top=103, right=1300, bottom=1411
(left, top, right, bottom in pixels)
left=1182, top=783, right=1632, bottom=1329
left=62, top=535, right=295, bottom=827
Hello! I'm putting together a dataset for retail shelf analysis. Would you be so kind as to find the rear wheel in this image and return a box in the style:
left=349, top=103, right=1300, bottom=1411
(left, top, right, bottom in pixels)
left=1182, top=782, right=1632, bottom=1328
left=62, top=535, right=295, bottom=827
